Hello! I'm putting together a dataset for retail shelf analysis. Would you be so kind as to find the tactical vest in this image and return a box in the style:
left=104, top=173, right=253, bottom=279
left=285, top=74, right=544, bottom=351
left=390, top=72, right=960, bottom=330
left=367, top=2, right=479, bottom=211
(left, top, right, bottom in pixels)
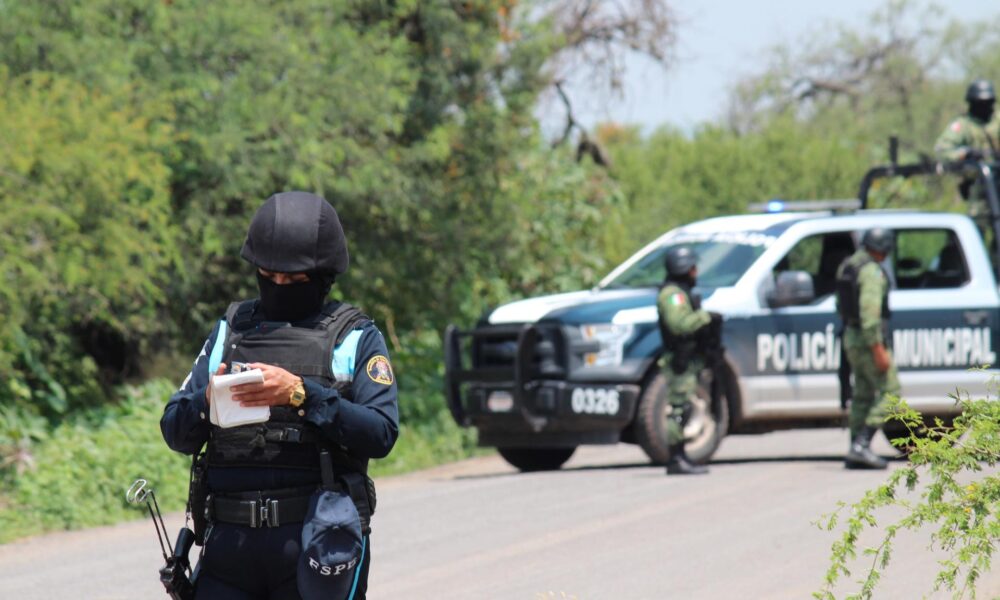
left=835, top=255, right=890, bottom=328
left=206, top=299, right=370, bottom=475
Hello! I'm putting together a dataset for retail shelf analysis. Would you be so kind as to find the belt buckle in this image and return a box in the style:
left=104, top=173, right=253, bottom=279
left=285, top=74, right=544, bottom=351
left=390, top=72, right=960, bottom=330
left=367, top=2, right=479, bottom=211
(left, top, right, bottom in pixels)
left=250, top=499, right=281, bottom=528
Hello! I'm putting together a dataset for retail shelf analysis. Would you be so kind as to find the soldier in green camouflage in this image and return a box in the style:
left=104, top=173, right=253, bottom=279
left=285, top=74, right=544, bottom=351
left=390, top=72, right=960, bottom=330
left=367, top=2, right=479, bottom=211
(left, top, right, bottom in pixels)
left=934, top=79, right=998, bottom=163
left=935, top=79, right=999, bottom=226
left=835, top=228, right=900, bottom=470
left=657, top=246, right=716, bottom=475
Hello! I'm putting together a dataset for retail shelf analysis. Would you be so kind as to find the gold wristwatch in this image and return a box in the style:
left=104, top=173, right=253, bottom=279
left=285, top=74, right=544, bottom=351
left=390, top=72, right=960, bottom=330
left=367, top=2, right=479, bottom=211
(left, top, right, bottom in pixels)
left=289, top=378, right=306, bottom=408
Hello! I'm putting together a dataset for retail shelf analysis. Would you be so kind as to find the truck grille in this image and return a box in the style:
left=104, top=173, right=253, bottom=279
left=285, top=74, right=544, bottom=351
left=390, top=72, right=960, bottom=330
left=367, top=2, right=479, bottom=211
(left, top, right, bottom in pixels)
left=472, top=324, right=566, bottom=379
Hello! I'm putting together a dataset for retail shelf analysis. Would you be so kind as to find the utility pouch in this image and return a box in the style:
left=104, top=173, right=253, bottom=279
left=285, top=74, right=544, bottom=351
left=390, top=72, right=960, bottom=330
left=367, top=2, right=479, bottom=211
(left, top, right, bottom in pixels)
left=188, top=451, right=209, bottom=545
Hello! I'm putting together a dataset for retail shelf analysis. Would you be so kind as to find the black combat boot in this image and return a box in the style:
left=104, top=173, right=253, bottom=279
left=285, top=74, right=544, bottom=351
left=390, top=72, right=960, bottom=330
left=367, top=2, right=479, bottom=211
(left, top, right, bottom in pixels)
left=665, top=444, right=709, bottom=475
left=844, top=426, right=887, bottom=470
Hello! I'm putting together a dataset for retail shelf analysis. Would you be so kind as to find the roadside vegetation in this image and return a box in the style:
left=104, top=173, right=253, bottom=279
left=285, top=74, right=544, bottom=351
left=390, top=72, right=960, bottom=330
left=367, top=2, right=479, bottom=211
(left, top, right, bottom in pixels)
left=1, top=0, right=1000, bottom=563
left=816, top=385, right=1000, bottom=599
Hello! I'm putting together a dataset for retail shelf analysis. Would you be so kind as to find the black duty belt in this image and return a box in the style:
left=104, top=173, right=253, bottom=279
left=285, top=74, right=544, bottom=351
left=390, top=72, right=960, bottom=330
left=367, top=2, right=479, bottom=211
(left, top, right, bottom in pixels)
left=211, top=487, right=315, bottom=528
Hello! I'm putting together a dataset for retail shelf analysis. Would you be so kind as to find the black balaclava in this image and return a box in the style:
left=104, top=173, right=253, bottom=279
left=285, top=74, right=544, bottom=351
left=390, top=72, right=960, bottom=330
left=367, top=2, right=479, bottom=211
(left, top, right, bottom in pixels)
left=970, top=99, right=995, bottom=123
left=256, top=271, right=333, bottom=323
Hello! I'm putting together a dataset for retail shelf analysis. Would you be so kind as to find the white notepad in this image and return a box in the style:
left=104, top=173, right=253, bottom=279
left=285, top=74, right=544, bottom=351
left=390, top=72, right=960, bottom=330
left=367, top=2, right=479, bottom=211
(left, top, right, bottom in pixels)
left=209, top=369, right=270, bottom=428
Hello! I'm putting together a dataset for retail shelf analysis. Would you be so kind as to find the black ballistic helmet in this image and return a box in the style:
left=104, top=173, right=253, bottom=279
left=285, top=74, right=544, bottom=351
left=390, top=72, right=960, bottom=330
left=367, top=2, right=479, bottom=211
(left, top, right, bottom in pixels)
left=241, top=191, right=349, bottom=276
left=966, top=79, right=996, bottom=103
left=665, top=246, right=698, bottom=277
left=861, top=228, right=894, bottom=256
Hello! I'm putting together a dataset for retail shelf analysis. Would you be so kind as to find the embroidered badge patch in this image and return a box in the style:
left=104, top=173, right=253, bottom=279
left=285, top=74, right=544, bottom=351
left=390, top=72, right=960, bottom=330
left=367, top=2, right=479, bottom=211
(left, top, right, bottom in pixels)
left=669, top=293, right=686, bottom=306
left=366, top=355, right=394, bottom=385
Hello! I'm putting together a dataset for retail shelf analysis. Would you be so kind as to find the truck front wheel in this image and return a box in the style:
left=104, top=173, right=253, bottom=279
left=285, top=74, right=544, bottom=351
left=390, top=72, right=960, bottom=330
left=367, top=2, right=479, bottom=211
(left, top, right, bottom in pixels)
left=497, top=447, right=576, bottom=472
left=635, top=370, right=728, bottom=465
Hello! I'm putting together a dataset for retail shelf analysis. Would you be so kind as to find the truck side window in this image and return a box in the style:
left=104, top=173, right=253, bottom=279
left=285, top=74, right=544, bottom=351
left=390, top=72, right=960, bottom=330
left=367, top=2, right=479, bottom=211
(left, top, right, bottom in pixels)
left=894, top=229, right=969, bottom=289
left=772, top=232, right=855, bottom=298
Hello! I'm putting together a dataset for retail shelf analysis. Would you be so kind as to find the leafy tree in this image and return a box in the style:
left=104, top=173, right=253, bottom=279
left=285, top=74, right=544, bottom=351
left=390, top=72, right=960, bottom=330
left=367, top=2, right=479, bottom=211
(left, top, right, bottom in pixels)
left=598, top=117, right=869, bottom=263
left=0, top=68, right=177, bottom=423
left=0, top=0, right=629, bottom=332
left=0, top=0, right=637, bottom=446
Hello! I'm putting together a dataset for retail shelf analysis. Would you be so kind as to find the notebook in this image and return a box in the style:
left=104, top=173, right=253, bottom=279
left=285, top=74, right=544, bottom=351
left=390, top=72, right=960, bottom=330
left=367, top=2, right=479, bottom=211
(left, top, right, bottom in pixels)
left=209, top=369, right=270, bottom=428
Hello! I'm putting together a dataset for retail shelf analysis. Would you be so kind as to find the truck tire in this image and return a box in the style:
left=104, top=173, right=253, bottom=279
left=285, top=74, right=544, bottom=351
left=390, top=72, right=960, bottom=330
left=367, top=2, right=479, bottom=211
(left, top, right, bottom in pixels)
left=497, top=447, right=576, bottom=472
left=635, top=370, right=728, bottom=465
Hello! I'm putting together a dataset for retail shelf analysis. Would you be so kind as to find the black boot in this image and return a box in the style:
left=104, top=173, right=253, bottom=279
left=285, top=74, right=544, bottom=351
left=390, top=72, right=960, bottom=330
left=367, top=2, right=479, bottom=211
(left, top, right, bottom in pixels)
left=665, top=444, right=709, bottom=475
left=845, top=426, right=887, bottom=470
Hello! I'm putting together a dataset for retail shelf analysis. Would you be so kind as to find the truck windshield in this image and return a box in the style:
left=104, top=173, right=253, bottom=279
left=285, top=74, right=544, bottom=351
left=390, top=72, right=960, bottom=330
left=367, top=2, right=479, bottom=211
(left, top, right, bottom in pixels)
left=602, top=234, right=772, bottom=289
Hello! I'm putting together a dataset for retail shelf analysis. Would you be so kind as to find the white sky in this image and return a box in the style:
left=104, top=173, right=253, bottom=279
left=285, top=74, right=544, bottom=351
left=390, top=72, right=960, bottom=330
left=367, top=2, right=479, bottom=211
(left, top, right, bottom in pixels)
left=551, top=0, right=996, bottom=134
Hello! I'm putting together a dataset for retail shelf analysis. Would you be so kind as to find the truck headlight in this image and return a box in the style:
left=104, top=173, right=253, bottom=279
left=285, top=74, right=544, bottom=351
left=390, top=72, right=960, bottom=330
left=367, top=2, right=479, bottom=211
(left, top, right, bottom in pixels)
left=579, top=323, right=634, bottom=367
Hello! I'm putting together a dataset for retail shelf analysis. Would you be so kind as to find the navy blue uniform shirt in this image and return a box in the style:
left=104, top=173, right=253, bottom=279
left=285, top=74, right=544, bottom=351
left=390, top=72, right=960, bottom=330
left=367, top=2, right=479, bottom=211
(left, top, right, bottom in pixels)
left=161, top=314, right=399, bottom=492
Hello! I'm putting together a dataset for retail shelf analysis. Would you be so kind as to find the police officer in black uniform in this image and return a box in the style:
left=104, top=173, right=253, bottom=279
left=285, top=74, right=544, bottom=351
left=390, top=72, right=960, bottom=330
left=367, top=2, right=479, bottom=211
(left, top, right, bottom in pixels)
left=161, top=191, right=399, bottom=599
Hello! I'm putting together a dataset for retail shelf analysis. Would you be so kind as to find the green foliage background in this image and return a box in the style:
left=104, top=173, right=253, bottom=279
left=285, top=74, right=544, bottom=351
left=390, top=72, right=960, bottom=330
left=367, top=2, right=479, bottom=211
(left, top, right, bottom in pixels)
left=2, top=0, right=1000, bottom=546
left=0, top=0, right=619, bottom=540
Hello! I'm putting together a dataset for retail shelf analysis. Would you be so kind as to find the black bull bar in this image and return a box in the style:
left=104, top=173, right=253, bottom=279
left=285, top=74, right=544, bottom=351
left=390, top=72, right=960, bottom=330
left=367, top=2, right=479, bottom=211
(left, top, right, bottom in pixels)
left=444, top=323, right=567, bottom=430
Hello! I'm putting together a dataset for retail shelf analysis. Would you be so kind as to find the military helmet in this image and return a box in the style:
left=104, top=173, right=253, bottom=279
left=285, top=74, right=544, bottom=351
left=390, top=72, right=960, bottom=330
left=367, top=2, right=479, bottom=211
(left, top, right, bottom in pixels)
left=241, top=191, right=349, bottom=276
left=966, top=79, right=996, bottom=103
left=664, top=246, right=698, bottom=277
left=861, top=228, right=894, bottom=256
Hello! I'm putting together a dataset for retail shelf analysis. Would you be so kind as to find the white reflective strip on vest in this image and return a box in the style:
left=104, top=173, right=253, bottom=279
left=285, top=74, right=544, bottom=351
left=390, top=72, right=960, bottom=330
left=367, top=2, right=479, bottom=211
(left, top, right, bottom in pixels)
left=332, top=329, right=363, bottom=382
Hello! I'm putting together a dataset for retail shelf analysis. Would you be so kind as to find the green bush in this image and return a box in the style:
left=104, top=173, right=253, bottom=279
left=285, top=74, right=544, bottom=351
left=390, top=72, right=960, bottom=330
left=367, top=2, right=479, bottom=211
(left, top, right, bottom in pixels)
left=372, top=327, right=481, bottom=476
left=0, top=380, right=188, bottom=543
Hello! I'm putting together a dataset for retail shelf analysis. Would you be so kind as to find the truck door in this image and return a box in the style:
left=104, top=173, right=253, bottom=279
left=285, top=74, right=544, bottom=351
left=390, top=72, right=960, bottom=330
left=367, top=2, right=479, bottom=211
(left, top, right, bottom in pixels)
left=747, top=231, right=855, bottom=411
left=888, top=227, right=997, bottom=404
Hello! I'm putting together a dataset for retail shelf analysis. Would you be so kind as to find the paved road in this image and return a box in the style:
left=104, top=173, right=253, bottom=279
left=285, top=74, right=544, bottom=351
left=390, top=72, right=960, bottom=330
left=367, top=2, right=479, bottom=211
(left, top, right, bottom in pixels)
left=1, top=429, right=997, bottom=599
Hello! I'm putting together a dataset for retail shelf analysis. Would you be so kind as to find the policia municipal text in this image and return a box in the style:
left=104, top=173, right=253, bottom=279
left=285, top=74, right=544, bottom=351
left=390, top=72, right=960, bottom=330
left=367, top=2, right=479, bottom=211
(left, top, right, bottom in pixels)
left=161, top=192, right=399, bottom=599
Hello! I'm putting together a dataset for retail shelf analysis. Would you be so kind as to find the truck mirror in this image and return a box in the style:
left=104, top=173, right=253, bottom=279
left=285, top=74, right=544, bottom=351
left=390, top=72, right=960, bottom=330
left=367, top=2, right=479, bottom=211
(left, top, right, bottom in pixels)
left=767, top=270, right=815, bottom=308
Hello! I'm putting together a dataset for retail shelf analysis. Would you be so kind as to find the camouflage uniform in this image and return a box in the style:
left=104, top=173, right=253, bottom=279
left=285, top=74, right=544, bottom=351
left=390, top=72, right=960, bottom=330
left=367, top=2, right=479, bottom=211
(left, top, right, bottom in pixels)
left=837, top=249, right=900, bottom=437
left=657, top=282, right=711, bottom=445
left=934, top=114, right=1000, bottom=223
left=934, top=114, right=1000, bottom=163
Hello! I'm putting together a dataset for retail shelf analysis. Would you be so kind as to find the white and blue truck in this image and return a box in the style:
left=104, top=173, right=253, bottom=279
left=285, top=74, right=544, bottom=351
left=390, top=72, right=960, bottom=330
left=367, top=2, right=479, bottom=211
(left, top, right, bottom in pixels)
left=444, top=158, right=1000, bottom=471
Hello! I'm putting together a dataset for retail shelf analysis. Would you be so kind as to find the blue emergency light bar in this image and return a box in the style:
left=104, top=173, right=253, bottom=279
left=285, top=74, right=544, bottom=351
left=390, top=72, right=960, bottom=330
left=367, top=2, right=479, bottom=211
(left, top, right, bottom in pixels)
left=748, top=199, right=861, bottom=213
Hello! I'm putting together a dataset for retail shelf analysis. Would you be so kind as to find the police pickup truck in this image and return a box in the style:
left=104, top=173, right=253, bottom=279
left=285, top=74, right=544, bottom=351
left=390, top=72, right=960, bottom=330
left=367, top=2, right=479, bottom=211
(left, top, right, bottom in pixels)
left=444, top=163, right=1000, bottom=472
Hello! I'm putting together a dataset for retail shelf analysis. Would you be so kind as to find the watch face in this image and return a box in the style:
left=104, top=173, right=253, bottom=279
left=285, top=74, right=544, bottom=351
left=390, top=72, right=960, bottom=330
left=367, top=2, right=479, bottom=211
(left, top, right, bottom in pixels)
left=290, top=384, right=306, bottom=407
